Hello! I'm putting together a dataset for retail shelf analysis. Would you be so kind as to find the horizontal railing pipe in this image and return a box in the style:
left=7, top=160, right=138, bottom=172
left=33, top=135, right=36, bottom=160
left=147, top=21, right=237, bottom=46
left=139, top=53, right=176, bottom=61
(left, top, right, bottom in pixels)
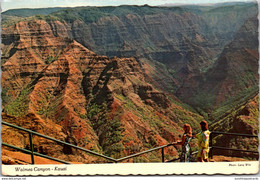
left=210, top=131, right=258, bottom=159
left=2, top=121, right=117, bottom=163
left=211, top=146, right=259, bottom=154
left=211, top=131, right=258, bottom=138
left=2, top=142, right=71, bottom=164
left=116, top=144, right=171, bottom=162
left=3, top=121, right=258, bottom=164
left=2, top=142, right=34, bottom=155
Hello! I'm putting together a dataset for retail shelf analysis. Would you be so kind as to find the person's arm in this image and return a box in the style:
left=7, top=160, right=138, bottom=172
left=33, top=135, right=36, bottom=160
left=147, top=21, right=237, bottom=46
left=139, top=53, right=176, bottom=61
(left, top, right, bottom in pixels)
left=193, top=132, right=200, bottom=138
left=169, top=134, right=186, bottom=146
left=177, top=134, right=186, bottom=145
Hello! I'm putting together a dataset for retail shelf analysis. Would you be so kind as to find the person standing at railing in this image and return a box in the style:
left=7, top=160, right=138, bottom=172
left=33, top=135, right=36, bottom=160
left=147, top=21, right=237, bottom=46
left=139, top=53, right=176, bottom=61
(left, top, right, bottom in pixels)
left=175, top=124, right=193, bottom=162
left=196, top=120, right=211, bottom=162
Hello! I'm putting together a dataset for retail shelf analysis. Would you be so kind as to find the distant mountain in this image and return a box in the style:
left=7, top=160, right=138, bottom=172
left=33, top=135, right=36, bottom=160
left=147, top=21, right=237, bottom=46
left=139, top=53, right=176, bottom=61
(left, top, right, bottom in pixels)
left=176, top=15, right=259, bottom=120
left=40, top=3, right=257, bottom=99
left=2, top=7, right=65, bottom=17
left=2, top=7, right=67, bottom=27
left=160, top=1, right=256, bottom=7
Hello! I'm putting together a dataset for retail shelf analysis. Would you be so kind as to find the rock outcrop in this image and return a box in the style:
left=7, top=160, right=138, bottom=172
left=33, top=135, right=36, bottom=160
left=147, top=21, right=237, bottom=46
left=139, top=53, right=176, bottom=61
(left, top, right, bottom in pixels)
left=1, top=19, right=203, bottom=163
left=210, top=95, right=259, bottom=159
left=176, top=15, right=259, bottom=117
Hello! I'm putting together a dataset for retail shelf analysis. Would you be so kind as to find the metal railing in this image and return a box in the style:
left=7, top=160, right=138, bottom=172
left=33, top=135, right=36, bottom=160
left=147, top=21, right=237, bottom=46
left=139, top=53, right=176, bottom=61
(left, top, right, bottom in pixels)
left=116, top=144, right=172, bottom=163
left=2, top=121, right=117, bottom=164
left=2, top=121, right=259, bottom=164
left=2, top=121, right=173, bottom=164
left=209, top=131, right=259, bottom=159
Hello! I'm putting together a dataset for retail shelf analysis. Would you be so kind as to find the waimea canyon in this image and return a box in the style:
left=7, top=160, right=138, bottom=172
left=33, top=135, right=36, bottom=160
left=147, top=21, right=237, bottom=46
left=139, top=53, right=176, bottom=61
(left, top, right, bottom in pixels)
left=1, top=2, right=259, bottom=164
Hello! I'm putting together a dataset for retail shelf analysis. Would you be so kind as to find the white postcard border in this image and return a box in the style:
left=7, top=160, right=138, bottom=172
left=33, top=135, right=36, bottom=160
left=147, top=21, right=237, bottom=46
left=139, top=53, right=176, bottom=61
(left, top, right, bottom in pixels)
left=2, top=161, right=259, bottom=176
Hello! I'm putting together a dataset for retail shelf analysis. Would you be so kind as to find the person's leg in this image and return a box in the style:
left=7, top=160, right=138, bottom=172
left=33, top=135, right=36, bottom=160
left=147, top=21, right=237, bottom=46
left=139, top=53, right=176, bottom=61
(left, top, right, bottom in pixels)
left=203, top=151, right=209, bottom=162
left=203, top=158, right=209, bottom=162
left=198, top=157, right=203, bottom=162
left=197, top=148, right=203, bottom=162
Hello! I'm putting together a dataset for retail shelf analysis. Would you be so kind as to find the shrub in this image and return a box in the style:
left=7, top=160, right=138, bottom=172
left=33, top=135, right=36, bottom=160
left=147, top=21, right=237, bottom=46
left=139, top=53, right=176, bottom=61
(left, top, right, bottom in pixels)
left=4, top=86, right=33, bottom=117
left=87, top=102, right=125, bottom=158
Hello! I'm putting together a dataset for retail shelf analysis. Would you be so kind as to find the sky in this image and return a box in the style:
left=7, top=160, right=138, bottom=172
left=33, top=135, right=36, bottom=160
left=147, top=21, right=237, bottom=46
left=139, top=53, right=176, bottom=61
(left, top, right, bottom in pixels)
left=0, top=0, right=257, bottom=12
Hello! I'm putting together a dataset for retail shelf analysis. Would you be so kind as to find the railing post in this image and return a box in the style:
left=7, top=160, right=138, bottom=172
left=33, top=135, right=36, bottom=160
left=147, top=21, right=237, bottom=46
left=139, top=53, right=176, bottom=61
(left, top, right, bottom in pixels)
left=209, top=133, right=213, bottom=159
left=161, top=148, right=165, bottom=162
left=29, top=132, right=35, bottom=164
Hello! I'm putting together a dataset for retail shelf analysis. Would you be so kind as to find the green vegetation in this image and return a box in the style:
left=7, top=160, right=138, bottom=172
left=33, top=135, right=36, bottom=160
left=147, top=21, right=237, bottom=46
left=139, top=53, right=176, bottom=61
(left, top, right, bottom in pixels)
left=185, top=84, right=258, bottom=123
left=0, top=4, right=210, bottom=25
left=1, top=88, right=13, bottom=106
left=86, top=102, right=125, bottom=158
left=2, top=12, right=61, bottom=27
left=210, top=93, right=259, bottom=160
left=45, top=55, right=58, bottom=64
left=34, top=14, right=60, bottom=22
left=153, top=61, right=178, bottom=93
left=200, top=57, right=218, bottom=73
left=2, top=15, right=25, bottom=27
left=52, top=7, right=111, bottom=23
left=4, top=86, right=33, bottom=117
left=211, top=94, right=259, bottom=133
left=211, top=135, right=259, bottom=160
left=2, top=14, right=60, bottom=28
left=169, top=97, right=197, bottom=113
left=114, top=92, right=203, bottom=150
left=35, top=91, right=63, bottom=120
left=133, top=152, right=160, bottom=163
left=212, top=86, right=258, bottom=121
left=115, top=94, right=167, bottom=134
left=3, top=7, right=65, bottom=17
left=171, top=107, right=203, bottom=132
left=190, top=92, right=217, bottom=113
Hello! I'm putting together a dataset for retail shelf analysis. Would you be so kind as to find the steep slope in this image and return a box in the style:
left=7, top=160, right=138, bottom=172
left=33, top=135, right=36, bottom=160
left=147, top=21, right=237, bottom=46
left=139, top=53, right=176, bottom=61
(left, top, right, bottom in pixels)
left=53, top=3, right=258, bottom=92
left=176, top=15, right=259, bottom=120
left=3, top=3, right=257, bottom=106
left=210, top=95, right=259, bottom=159
left=4, top=3, right=256, bottom=93
left=1, top=19, right=203, bottom=163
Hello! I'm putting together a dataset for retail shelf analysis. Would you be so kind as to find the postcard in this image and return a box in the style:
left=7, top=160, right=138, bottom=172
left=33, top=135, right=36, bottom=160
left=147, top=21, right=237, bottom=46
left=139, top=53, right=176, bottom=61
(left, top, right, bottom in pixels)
left=1, top=0, right=259, bottom=177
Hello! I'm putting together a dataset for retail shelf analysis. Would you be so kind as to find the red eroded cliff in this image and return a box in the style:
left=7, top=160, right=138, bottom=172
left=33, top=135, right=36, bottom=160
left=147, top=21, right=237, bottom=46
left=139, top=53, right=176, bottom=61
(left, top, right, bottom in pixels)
left=2, top=19, right=203, bottom=163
